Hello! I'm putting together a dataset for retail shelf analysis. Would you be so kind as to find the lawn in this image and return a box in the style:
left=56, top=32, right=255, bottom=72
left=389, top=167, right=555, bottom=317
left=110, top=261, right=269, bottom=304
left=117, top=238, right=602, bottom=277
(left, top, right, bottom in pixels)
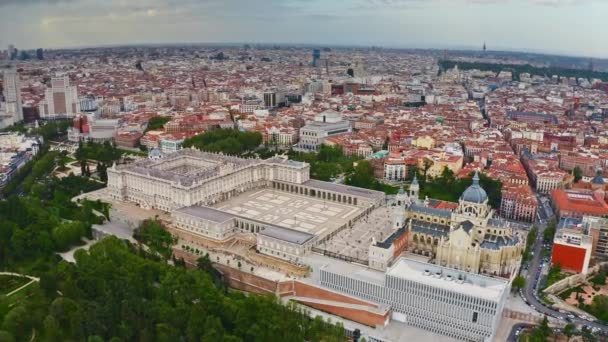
left=0, top=275, right=30, bottom=295
left=119, top=148, right=148, bottom=157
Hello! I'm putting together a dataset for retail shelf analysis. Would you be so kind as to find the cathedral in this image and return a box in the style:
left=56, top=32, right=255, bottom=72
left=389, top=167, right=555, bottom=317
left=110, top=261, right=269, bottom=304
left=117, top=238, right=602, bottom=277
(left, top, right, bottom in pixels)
left=395, top=172, right=525, bottom=278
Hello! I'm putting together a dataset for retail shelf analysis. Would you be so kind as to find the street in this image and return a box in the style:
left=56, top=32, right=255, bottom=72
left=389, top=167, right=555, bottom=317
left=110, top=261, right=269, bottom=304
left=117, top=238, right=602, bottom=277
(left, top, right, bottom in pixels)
left=516, top=193, right=607, bottom=336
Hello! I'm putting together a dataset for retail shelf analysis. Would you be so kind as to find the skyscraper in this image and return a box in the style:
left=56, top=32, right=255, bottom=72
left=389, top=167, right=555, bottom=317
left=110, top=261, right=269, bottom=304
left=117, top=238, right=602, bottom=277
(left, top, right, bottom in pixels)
left=312, top=49, right=321, bottom=67
left=39, top=76, right=80, bottom=119
left=2, top=68, right=23, bottom=122
left=7, top=45, right=16, bottom=60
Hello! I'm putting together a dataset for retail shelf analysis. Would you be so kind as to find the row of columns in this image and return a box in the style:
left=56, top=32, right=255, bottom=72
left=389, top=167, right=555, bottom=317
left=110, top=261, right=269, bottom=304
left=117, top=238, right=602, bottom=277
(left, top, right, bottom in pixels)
left=235, top=218, right=262, bottom=233
left=272, top=181, right=358, bottom=206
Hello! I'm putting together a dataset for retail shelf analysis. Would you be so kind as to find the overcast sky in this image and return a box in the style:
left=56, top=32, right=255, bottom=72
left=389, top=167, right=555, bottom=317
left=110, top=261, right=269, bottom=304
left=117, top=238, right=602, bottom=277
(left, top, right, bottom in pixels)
left=0, top=0, right=606, bottom=58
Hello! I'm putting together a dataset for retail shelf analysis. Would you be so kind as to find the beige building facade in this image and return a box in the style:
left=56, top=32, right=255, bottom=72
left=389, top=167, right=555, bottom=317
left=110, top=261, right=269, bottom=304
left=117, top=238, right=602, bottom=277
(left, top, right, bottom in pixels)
left=406, top=172, right=525, bottom=278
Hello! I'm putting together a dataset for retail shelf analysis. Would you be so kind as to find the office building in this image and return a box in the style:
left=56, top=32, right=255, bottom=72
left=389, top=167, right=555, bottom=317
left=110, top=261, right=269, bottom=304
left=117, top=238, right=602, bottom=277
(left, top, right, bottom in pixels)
left=312, top=49, right=321, bottom=67
left=38, top=76, right=80, bottom=119
left=551, top=227, right=593, bottom=274
left=583, top=216, right=608, bottom=260
left=315, top=257, right=509, bottom=342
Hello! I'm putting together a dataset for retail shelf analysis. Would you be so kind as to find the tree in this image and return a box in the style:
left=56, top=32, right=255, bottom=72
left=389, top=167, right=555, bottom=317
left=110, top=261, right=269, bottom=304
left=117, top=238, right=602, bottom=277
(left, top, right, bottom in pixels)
left=145, top=116, right=171, bottom=133
left=573, top=166, right=583, bottom=183
left=539, top=315, right=551, bottom=337
left=133, top=219, right=176, bottom=260
left=0, top=331, right=15, bottom=342
left=422, top=159, right=433, bottom=180
left=543, top=218, right=557, bottom=243
left=197, top=254, right=214, bottom=274
left=42, top=315, right=62, bottom=342
left=563, top=323, right=576, bottom=341
left=346, top=161, right=377, bottom=189
left=581, top=326, right=597, bottom=342
left=1, top=306, right=32, bottom=341
left=80, top=159, right=87, bottom=177
left=590, top=271, right=606, bottom=286
left=512, top=276, right=526, bottom=291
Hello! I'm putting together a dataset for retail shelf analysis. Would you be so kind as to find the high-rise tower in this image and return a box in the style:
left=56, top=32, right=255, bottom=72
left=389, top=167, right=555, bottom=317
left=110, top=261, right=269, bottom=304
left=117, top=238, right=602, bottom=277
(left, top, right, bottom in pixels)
left=312, top=49, right=321, bottom=67
left=39, top=76, right=80, bottom=119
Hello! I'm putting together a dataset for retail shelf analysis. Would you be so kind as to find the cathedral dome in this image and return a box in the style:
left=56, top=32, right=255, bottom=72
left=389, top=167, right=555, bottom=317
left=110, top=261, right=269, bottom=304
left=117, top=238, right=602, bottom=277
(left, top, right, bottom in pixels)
left=461, top=171, right=488, bottom=204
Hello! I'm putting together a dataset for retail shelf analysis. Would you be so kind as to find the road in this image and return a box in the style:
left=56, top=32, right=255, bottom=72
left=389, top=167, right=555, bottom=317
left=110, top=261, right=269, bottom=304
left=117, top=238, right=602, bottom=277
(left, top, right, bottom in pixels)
left=518, top=194, right=607, bottom=335
left=506, top=323, right=534, bottom=342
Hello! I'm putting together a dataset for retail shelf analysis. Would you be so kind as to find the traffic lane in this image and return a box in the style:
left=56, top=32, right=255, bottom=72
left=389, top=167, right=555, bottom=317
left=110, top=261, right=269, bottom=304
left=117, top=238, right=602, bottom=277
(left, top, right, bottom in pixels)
left=507, top=323, right=535, bottom=342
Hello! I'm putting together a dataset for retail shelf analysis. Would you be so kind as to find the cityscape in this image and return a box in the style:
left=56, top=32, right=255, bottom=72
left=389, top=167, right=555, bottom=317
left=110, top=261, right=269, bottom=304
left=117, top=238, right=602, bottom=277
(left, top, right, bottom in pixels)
left=1, top=2, right=608, bottom=342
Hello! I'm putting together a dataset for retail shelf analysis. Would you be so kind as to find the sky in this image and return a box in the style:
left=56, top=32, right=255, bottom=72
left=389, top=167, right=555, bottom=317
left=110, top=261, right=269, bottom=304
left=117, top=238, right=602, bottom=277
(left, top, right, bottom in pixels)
left=0, top=0, right=606, bottom=58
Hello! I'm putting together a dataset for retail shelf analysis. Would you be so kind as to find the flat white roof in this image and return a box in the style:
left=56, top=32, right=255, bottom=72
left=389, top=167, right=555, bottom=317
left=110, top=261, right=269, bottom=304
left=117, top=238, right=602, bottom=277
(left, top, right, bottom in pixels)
left=387, top=258, right=508, bottom=301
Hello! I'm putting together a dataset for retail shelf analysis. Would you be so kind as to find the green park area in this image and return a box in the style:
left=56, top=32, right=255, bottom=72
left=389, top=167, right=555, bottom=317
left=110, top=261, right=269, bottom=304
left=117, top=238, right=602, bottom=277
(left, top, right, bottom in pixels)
left=557, top=270, right=608, bottom=323
left=0, top=123, right=348, bottom=342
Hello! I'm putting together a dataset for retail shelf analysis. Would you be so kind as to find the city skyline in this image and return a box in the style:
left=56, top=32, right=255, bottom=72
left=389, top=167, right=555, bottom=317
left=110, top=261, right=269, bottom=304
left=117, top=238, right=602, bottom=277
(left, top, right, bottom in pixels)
left=0, top=0, right=607, bottom=59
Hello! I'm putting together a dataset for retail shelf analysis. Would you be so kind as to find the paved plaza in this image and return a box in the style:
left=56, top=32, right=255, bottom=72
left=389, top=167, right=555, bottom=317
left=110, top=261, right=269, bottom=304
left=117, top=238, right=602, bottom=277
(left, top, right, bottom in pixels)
left=320, top=206, right=397, bottom=261
left=214, top=188, right=364, bottom=237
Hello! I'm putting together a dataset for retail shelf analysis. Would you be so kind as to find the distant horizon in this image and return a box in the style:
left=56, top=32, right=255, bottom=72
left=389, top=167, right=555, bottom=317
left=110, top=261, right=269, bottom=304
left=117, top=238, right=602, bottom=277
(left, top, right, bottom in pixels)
left=10, top=41, right=608, bottom=63
left=1, top=0, right=606, bottom=60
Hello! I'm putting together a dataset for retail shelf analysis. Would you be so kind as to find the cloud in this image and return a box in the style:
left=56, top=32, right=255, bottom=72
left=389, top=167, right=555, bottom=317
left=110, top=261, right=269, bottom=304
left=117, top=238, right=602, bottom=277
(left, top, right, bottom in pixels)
left=466, top=0, right=597, bottom=5
left=0, top=0, right=74, bottom=6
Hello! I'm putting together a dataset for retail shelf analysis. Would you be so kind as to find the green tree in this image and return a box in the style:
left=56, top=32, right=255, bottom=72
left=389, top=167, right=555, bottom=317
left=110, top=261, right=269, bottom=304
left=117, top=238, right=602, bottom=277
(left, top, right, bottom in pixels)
left=133, top=219, right=177, bottom=260
left=512, top=276, right=526, bottom=291
left=563, top=323, right=577, bottom=341
left=590, top=271, right=606, bottom=286
left=573, top=166, right=583, bottom=183
left=581, top=326, right=597, bottom=342
left=197, top=254, right=214, bottom=274
left=537, top=315, right=552, bottom=340
left=544, top=218, right=557, bottom=243
left=42, top=315, right=62, bottom=342
left=1, top=306, right=32, bottom=341
left=0, top=331, right=15, bottom=342
left=346, top=161, right=377, bottom=189
left=145, top=116, right=171, bottom=132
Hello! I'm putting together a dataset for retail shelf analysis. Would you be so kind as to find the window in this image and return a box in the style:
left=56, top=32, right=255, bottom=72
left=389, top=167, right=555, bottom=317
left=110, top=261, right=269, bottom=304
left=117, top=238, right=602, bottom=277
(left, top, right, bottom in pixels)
left=472, top=311, right=478, bottom=323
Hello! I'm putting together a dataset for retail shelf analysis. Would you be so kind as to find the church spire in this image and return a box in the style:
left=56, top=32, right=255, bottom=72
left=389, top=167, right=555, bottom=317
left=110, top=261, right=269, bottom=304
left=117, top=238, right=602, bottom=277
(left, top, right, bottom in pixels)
left=473, top=170, right=480, bottom=185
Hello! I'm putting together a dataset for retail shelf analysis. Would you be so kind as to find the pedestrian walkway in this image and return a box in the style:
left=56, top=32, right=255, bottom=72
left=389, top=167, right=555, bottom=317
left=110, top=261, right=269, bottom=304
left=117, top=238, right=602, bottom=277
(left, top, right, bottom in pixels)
left=0, top=272, right=40, bottom=296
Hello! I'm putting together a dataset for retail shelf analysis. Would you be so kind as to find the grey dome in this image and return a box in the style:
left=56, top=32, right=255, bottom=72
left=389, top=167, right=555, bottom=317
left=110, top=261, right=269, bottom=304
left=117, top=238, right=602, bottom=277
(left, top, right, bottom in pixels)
left=398, top=185, right=405, bottom=195
left=461, top=171, right=488, bottom=204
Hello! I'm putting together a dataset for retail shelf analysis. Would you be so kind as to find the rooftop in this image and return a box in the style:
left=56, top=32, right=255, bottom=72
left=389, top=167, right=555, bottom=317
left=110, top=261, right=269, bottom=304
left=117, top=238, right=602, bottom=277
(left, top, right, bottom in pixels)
left=551, top=189, right=608, bottom=217
left=387, top=258, right=508, bottom=301
left=258, top=225, right=315, bottom=245
left=175, top=205, right=234, bottom=223
left=303, top=179, right=385, bottom=200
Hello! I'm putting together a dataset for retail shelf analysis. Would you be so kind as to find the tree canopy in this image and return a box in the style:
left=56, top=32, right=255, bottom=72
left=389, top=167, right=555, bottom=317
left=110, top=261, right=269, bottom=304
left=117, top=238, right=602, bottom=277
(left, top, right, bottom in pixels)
left=133, top=219, right=177, bottom=260
left=145, top=116, right=171, bottom=133
left=439, top=60, right=608, bottom=82
left=183, top=129, right=263, bottom=156
left=418, top=168, right=503, bottom=209
left=1, top=238, right=346, bottom=342
left=0, top=125, right=347, bottom=342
